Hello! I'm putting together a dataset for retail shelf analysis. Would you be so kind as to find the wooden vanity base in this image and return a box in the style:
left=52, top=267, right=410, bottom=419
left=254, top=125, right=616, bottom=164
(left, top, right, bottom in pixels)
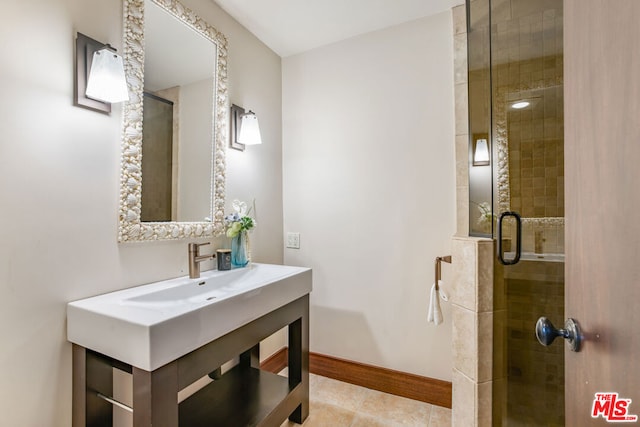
left=72, top=295, right=309, bottom=427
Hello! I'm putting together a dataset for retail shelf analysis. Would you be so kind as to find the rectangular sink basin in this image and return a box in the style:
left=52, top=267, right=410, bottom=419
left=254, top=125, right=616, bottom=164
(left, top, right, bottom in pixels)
left=67, top=263, right=312, bottom=371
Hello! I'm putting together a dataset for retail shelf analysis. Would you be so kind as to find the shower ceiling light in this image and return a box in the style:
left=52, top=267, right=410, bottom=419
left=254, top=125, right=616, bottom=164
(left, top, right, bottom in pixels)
left=511, top=101, right=531, bottom=109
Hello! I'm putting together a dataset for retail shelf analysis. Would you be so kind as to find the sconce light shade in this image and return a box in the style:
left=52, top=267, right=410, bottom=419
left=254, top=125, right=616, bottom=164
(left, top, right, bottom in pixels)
left=473, top=136, right=490, bottom=166
left=75, top=32, right=128, bottom=114
left=237, top=111, right=262, bottom=146
left=85, top=48, right=129, bottom=103
left=230, top=104, right=262, bottom=151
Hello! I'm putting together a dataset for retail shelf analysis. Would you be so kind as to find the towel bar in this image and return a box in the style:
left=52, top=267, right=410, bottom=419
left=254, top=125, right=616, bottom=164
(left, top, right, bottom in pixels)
left=434, top=256, right=452, bottom=291
left=96, top=392, right=133, bottom=413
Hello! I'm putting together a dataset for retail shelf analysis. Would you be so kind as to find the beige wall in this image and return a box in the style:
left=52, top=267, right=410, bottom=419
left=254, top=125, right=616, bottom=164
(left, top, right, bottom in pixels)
left=282, top=12, right=456, bottom=381
left=0, top=0, right=282, bottom=425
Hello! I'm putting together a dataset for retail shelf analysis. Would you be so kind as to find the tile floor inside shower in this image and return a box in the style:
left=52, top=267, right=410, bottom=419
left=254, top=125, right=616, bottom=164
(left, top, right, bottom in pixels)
left=279, top=370, right=452, bottom=427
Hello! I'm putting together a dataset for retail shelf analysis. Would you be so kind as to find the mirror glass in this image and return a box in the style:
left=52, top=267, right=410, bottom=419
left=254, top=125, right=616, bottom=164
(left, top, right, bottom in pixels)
left=119, top=0, right=228, bottom=242
left=142, top=0, right=215, bottom=222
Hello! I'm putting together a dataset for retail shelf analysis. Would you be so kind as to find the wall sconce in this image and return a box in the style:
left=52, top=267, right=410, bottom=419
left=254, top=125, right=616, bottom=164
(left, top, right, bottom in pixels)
left=472, top=134, right=490, bottom=166
left=230, top=104, right=262, bottom=151
left=75, top=32, right=129, bottom=114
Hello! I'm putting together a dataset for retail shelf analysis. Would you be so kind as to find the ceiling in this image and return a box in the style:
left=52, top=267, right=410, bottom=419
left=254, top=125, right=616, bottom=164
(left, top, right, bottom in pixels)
left=213, top=0, right=464, bottom=57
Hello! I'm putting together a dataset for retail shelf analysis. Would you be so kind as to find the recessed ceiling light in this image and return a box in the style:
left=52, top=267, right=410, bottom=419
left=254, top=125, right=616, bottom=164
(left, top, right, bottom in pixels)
left=511, top=101, right=530, bottom=109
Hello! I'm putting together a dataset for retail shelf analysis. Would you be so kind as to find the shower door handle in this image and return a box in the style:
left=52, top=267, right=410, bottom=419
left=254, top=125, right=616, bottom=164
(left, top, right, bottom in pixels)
left=497, top=211, right=521, bottom=265
left=535, top=317, right=582, bottom=352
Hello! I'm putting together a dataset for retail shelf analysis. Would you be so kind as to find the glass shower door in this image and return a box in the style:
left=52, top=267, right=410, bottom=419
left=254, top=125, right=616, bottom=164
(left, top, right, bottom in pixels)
left=467, top=0, right=565, bottom=425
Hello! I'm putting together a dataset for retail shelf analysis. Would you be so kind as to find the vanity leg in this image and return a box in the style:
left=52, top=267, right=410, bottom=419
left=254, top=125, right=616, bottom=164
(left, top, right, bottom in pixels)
left=72, top=345, right=86, bottom=427
left=207, top=367, right=222, bottom=380
left=288, top=295, right=309, bottom=424
left=72, top=347, right=114, bottom=427
left=240, top=343, right=260, bottom=369
left=133, top=362, right=179, bottom=427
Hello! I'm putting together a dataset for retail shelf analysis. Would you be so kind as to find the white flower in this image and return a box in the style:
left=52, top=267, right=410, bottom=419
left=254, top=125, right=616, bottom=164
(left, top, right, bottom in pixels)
left=232, top=200, right=248, bottom=216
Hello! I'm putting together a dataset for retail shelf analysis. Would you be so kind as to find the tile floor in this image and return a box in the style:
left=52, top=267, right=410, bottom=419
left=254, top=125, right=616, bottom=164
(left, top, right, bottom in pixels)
left=280, top=373, right=452, bottom=427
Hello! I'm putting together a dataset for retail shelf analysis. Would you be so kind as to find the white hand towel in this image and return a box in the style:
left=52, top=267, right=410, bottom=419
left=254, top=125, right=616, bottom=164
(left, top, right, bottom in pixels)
left=427, top=282, right=443, bottom=325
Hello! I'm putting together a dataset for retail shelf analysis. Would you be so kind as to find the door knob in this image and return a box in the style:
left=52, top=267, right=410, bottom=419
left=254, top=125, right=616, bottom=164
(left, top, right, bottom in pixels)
left=535, top=317, right=582, bottom=352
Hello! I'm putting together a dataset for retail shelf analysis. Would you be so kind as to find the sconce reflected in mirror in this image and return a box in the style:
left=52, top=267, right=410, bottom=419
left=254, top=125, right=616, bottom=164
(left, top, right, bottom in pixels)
left=75, top=32, right=129, bottom=114
left=230, top=104, right=262, bottom=151
left=472, top=133, right=490, bottom=166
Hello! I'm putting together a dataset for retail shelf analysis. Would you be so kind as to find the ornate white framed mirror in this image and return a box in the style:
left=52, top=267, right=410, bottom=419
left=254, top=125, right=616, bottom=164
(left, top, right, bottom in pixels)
left=119, top=0, right=228, bottom=242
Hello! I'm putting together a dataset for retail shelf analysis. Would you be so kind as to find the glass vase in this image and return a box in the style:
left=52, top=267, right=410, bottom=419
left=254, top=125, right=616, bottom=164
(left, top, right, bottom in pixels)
left=231, top=231, right=249, bottom=267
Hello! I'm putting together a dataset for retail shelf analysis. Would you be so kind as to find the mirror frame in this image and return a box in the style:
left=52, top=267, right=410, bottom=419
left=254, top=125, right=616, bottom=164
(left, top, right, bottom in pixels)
left=119, top=0, right=228, bottom=242
left=495, top=77, right=565, bottom=228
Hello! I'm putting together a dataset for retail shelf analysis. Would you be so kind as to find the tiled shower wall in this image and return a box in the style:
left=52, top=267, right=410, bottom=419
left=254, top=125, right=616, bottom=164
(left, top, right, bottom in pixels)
left=502, top=52, right=564, bottom=220
left=453, top=3, right=470, bottom=237
left=508, top=137, right=564, bottom=219
left=451, top=237, right=499, bottom=427
left=451, top=5, right=500, bottom=427
left=495, top=2, right=565, bottom=256
left=504, top=261, right=564, bottom=426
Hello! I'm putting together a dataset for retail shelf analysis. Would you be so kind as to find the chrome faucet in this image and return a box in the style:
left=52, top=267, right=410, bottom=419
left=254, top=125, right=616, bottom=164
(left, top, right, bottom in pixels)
left=188, top=242, right=216, bottom=279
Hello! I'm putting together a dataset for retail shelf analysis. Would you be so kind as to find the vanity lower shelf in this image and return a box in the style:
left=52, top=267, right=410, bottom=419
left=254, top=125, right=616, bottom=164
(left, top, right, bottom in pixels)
left=180, top=365, right=302, bottom=427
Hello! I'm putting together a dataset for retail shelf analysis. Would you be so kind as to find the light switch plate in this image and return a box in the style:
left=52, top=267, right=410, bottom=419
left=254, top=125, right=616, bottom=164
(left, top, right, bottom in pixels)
left=286, top=232, right=300, bottom=249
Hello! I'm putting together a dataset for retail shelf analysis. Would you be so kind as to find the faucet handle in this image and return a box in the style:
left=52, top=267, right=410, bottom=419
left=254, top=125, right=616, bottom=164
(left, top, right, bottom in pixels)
left=189, top=242, right=210, bottom=253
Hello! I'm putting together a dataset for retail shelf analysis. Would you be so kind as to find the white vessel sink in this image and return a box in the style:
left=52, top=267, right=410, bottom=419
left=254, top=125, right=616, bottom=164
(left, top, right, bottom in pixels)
left=67, top=263, right=312, bottom=371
